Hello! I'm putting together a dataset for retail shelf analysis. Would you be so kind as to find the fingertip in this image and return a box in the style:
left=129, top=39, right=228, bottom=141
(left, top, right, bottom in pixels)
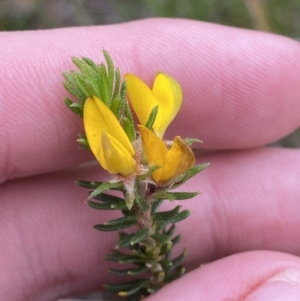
left=146, top=251, right=300, bottom=301
left=1, top=19, right=300, bottom=181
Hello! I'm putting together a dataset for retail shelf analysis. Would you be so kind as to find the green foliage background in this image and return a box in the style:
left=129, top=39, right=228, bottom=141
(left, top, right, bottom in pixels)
left=0, top=0, right=299, bottom=36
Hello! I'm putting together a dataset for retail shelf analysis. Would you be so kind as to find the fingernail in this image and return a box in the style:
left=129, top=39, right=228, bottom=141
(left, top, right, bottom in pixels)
left=245, top=269, right=300, bottom=301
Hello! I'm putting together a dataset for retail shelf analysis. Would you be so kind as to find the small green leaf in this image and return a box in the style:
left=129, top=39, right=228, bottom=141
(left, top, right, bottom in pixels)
left=184, top=137, right=202, bottom=146
left=118, top=279, right=149, bottom=297
left=106, top=250, right=145, bottom=264
left=171, top=234, right=181, bottom=246
left=63, top=79, right=86, bottom=102
left=168, top=249, right=188, bottom=273
left=103, top=50, right=114, bottom=99
left=117, top=96, right=125, bottom=120
left=95, top=216, right=137, bottom=231
left=72, top=56, right=84, bottom=71
left=172, top=163, right=210, bottom=189
left=123, top=116, right=136, bottom=143
left=165, top=249, right=172, bottom=261
left=138, top=165, right=161, bottom=181
left=63, top=98, right=83, bottom=117
left=110, top=95, right=122, bottom=119
left=99, top=63, right=110, bottom=106
left=125, top=191, right=136, bottom=210
left=135, top=195, right=149, bottom=212
left=104, top=279, right=147, bottom=292
left=111, top=202, right=128, bottom=210
left=117, top=233, right=136, bottom=248
left=158, top=259, right=172, bottom=269
left=152, top=206, right=181, bottom=222
left=104, top=215, right=137, bottom=226
left=156, top=210, right=191, bottom=229
left=82, top=57, right=98, bottom=70
left=76, top=136, right=90, bottom=150
left=108, top=269, right=129, bottom=276
left=109, top=266, right=147, bottom=276
left=92, top=193, right=124, bottom=204
left=81, top=63, right=102, bottom=98
left=158, top=241, right=173, bottom=256
left=112, top=68, right=121, bottom=101
left=76, top=180, right=103, bottom=189
left=120, top=80, right=127, bottom=104
left=123, top=97, right=135, bottom=141
left=76, top=134, right=90, bottom=150
left=151, top=199, right=163, bottom=214
left=145, top=105, right=159, bottom=129
left=94, top=221, right=136, bottom=231
left=72, top=72, right=90, bottom=99
left=69, top=101, right=84, bottom=110
left=121, top=208, right=135, bottom=216
left=89, top=181, right=124, bottom=198
left=165, top=266, right=185, bottom=283
left=152, top=191, right=199, bottom=201
left=87, top=201, right=123, bottom=210
left=169, top=191, right=200, bottom=200
left=164, top=224, right=176, bottom=237
left=130, top=247, right=149, bottom=258
left=127, top=266, right=148, bottom=276
left=151, top=232, right=172, bottom=245
left=86, top=64, right=105, bottom=100
left=130, top=228, right=149, bottom=245
left=151, top=191, right=175, bottom=201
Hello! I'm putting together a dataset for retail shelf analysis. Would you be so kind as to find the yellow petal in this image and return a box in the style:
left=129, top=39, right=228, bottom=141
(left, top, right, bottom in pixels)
left=138, top=125, right=195, bottom=185
left=126, top=73, right=182, bottom=138
left=157, top=138, right=194, bottom=184
left=138, top=125, right=167, bottom=164
left=83, top=97, right=136, bottom=176
left=100, top=131, right=137, bottom=177
left=159, top=142, right=182, bottom=183
left=172, top=136, right=195, bottom=177
left=138, top=125, right=167, bottom=182
left=125, top=74, right=159, bottom=127
left=84, top=96, right=134, bottom=157
left=152, top=73, right=182, bottom=138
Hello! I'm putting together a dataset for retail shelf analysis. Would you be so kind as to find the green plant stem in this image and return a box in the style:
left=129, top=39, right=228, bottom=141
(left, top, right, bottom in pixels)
left=135, top=182, right=164, bottom=290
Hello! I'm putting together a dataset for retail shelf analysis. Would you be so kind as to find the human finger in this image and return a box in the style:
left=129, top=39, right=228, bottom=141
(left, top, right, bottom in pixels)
left=1, top=19, right=300, bottom=183
left=1, top=147, right=300, bottom=299
left=146, top=251, right=300, bottom=301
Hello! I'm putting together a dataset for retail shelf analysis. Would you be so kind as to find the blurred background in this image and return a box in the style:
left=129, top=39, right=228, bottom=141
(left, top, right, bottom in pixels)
left=0, top=0, right=299, bottom=37
left=1, top=1, right=299, bottom=299
left=0, top=0, right=299, bottom=147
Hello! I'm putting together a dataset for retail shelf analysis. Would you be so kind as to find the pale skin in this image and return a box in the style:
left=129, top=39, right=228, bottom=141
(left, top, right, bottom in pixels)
left=1, top=18, right=300, bottom=301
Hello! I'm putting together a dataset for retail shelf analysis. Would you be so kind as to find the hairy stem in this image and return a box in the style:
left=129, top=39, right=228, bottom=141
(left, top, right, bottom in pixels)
left=135, top=182, right=164, bottom=290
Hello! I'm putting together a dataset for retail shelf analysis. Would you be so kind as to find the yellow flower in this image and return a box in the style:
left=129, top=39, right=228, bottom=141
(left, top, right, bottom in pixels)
left=138, top=125, right=195, bottom=185
left=125, top=73, right=182, bottom=138
left=83, top=96, right=137, bottom=177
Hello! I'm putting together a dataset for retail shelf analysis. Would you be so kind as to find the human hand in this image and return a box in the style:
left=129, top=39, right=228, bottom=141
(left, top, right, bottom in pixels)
left=1, top=18, right=300, bottom=301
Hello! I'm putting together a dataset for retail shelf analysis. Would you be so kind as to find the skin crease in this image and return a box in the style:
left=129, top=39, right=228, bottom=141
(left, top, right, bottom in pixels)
left=0, top=18, right=300, bottom=301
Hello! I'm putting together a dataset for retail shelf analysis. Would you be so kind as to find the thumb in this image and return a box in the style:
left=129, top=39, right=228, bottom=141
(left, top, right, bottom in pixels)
left=145, top=251, right=300, bottom=301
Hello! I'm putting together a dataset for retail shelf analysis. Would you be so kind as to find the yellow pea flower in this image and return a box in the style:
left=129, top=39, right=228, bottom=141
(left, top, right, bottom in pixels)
left=125, top=73, right=182, bottom=138
left=83, top=96, right=137, bottom=177
left=138, top=125, right=195, bottom=185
